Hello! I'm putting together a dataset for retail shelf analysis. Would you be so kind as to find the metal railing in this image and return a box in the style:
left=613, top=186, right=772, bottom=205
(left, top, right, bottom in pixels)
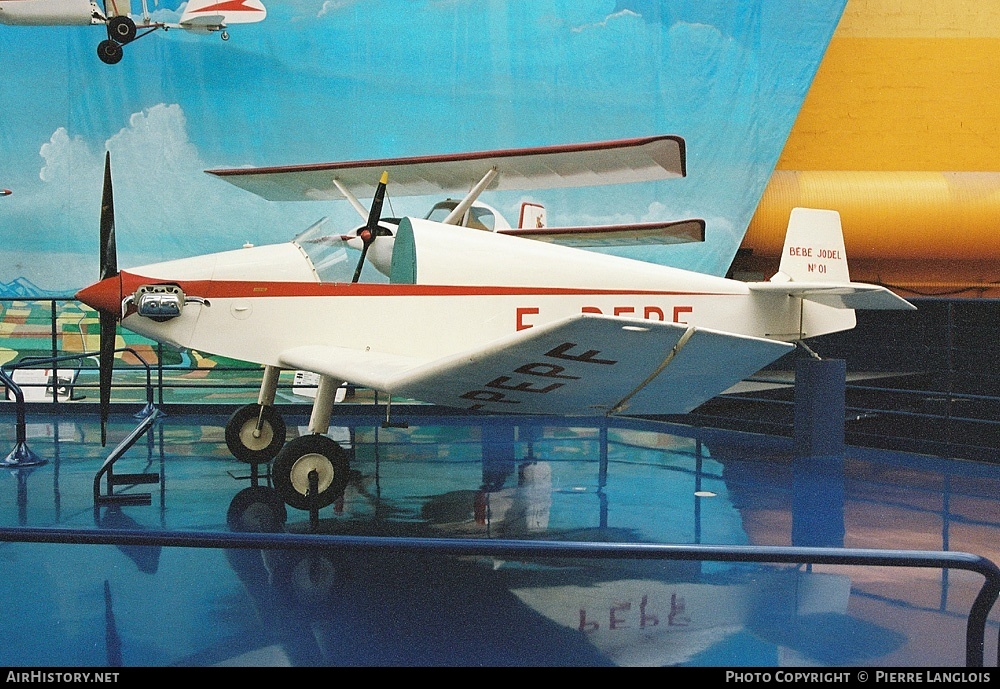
left=3, top=296, right=1000, bottom=458
left=0, top=527, right=997, bottom=667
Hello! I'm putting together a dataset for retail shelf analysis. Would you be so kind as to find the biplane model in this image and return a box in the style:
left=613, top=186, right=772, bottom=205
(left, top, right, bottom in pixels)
left=0, top=0, right=266, bottom=64
left=75, top=136, right=914, bottom=512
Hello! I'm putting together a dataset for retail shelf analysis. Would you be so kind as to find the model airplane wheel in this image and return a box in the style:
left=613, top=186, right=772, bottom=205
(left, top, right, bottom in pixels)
left=225, top=403, right=287, bottom=464
left=96, top=40, right=123, bottom=65
left=108, top=16, right=137, bottom=44
left=272, top=434, right=350, bottom=511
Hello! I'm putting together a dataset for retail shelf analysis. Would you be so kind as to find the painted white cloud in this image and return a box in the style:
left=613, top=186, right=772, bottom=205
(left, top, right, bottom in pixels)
left=570, top=9, right=640, bottom=34
left=317, top=0, right=352, bottom=18
left=9, top=103, right=331, bottom=292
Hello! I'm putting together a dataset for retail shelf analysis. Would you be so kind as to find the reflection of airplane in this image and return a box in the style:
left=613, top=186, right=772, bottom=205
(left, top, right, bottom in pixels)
left=75, top=137, right=915, bottom=512
left=0, top=0, right=266, bottom=64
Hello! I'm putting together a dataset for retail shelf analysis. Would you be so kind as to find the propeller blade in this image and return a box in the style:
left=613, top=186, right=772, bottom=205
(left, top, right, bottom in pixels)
left=98, top=152, right=119, bottom=446
left=351, top=243, right=371, bottom=283
left=365, top=171, right=388, bottom=234
left=99, top=310, right=116, bottom=446
left=100, top=152, right=118, bottom=281
left=352, top=171, right=388, bottom=283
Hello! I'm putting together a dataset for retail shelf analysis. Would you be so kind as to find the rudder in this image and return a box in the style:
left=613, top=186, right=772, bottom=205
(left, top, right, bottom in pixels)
left=774, top=208, right=849, bottom=284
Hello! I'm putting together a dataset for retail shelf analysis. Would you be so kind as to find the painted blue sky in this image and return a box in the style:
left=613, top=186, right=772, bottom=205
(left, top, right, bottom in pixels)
left=0, top=0, right=847, bottom=294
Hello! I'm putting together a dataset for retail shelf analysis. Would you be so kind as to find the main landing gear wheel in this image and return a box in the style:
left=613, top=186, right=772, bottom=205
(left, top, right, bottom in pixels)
left=97, top=40, right=123, bottom=65
left=225, top=403, right=287, bottom=464
left=272, top=434, right=350, bottom=511
left=108, top=16, right=137, bottom=43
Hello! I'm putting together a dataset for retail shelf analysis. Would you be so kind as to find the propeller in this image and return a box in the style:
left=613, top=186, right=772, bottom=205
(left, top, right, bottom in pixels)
left=351, top=171, right=389, bottom=283
left=98, top=152, right=119, bottom=446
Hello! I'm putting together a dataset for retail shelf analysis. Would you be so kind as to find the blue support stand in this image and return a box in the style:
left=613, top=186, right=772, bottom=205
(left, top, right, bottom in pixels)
left=793, top=357, right=846, bottom=459
left=792, top=357, right=846, bottom=548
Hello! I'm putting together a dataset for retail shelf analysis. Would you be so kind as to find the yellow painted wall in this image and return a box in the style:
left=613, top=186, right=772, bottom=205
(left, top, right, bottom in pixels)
left=744, top=0, right=1000, bottom=296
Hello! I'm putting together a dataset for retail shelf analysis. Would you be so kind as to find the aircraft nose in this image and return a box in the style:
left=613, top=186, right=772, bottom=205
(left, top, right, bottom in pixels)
left=76, top=276, right=122, bottom=315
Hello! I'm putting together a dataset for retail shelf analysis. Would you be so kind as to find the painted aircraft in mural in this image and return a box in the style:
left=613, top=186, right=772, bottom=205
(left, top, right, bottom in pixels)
left=75, top=136, right=915, bottom=512
left=0, top=0, right=266, bottom=64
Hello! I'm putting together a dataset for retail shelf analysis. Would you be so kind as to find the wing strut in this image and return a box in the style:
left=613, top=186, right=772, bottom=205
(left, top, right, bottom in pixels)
left=610, top=327, right=696, bottom=415
left=442, top=167, right=498, bottom=226
left=332, top=179, right=370, bottom=222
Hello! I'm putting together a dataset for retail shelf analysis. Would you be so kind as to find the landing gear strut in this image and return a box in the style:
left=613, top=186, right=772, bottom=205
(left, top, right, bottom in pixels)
left=272, top=375, right=351, bottom=511
left=96, top=15, right=137, bottom=65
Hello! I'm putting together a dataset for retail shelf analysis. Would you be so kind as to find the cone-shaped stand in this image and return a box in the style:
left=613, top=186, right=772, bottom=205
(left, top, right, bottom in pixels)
left=3, top=442, right=47, bottom=467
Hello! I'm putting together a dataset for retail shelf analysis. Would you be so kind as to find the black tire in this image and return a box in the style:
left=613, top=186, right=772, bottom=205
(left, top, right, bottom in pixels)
left=225, top=403, right=286, bottom=464
left=226, top=486, right=288, bottom=533
left=108, top=16, right=137, bottom=43
left=272, top=434, right=350, bottom=511
left=96, top=40, right=123, bottom=65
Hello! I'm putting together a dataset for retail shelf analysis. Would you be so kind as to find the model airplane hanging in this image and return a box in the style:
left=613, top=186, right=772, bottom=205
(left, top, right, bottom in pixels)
left=0, top=0, right=266, bottom=64
left=75, top=136, right=915, bottom=512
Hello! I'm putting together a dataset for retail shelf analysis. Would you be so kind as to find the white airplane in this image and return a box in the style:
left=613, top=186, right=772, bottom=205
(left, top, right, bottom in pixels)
left=75, top=137, right=915, bottom=512
left=0, top=0, right=266, bottom=64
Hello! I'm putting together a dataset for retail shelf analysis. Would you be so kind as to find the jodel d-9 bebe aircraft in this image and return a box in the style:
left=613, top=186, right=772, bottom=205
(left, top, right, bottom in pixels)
left=75, top=136, right=914, bottom=512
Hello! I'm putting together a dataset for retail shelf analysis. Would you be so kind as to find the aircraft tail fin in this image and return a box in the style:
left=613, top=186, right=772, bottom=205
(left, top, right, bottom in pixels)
left=518, top=202, right=547, bottom=229
left=772, top=207, right=849, bottom=284
left=747, top=207, right=915, bottom=320
left=179, top=0, right=266, bottom=30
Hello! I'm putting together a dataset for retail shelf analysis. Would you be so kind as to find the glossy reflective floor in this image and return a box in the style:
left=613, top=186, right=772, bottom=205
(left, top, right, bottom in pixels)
left=1, top=407, right=999, bottom=667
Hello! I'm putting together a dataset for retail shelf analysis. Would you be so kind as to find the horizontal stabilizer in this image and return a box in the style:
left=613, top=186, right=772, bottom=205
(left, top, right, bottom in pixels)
left=499, top=218, right=705, bottom=247
left=207, top=136, right=685, bottom=202
left=748, top=282, right=917, bottom=310
left=278, top=314, right=793, bottom=417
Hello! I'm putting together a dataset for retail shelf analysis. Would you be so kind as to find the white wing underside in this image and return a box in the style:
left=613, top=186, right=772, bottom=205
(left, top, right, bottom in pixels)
left=277, top=314, right=793, bottom=416
left=207, top=136, right=685, bottom=202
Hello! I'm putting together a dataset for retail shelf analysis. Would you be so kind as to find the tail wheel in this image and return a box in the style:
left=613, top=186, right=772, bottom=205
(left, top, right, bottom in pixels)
left=97, top=40, right=123, bottom=65
left=272, top=434, right=350, bottom=511
left=225, top=403, right=286, bottom=464
left=108, top=16, right=137, bottom=43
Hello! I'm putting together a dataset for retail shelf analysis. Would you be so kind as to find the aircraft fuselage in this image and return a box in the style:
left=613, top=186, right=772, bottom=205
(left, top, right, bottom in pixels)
left=77, top=218, right=848, bottom=372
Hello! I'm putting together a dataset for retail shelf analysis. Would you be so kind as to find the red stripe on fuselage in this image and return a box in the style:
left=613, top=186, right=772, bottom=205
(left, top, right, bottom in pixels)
left=118, top=272, right=742, bottom=299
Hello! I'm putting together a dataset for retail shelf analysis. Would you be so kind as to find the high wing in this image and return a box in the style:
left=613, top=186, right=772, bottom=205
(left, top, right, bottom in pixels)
left=277, top=314, right=793, bottom=417
left=499, top=219, right=705, bottom=247
left=206, top=135, right=686, bottom=202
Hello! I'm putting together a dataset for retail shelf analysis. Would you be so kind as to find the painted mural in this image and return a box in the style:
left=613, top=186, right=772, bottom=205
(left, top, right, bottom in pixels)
left=1, top=0, right=848, bottom=293
left=1, top=1, right=848, bottom=386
